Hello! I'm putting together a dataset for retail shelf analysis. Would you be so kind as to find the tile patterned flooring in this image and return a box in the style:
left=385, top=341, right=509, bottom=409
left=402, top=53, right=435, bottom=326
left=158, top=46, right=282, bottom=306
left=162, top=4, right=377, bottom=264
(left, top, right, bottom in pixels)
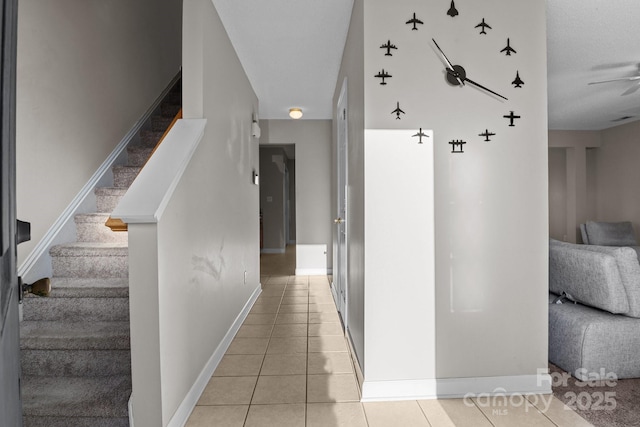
left=186, top=247, right=592, bottom=426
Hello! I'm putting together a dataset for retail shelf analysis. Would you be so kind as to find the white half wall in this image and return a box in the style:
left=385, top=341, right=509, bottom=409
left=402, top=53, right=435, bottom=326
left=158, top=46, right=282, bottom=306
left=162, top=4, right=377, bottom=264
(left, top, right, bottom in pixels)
left=112, top=0, right=260, bottom=424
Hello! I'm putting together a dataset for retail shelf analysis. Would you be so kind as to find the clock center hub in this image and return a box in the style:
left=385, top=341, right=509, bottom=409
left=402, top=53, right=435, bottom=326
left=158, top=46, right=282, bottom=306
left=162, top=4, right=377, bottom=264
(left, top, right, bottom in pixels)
left=446, top=65, right=467, bottom=86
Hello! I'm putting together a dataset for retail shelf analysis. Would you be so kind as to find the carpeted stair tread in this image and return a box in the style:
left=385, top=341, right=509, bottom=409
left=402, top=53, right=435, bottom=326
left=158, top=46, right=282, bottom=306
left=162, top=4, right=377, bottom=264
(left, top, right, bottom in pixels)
left=21, top=375, right=131, bottom=418
left=46, top=277, right=129, bottom=298
left=23, top=415, right=129, bottom=427
left=21, top=348, right=131, bottom=378
left=94, top=187, right=129, bottom=212
left=126, top=144, right=154, bottom=166
left=140, top=129, right=165, bottom=146
left=112, top=165, right=142, bottom=187
left=22, top=296, right=129, bottom=322
left=74, top=213, right=128, bottom=243
left=50, top=242, right=128, bottom=257
left=21, top=321, right=130, bottom=350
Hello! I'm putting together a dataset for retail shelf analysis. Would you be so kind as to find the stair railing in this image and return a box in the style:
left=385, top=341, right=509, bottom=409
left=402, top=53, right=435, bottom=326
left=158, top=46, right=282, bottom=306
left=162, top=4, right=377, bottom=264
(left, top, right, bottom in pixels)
left=105, top=108, right=183, bottom=232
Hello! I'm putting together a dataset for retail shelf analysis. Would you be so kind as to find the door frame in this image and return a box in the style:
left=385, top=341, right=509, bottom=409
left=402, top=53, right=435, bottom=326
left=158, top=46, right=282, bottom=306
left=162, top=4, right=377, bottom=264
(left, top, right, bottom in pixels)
left=333, top=77, right=349, bottom=329
left=0, top=0, right=22, bottom=424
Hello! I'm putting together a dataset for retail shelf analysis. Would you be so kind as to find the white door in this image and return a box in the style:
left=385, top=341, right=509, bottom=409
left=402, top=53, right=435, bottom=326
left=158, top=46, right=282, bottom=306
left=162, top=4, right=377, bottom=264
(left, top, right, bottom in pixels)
left=333, top=78, right=348, bottom=327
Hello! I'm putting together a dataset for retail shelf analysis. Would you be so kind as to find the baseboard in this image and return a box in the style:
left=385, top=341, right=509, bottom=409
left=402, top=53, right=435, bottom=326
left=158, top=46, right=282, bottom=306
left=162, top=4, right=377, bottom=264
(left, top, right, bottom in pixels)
left=360, top=374, right=552, bottom=402
left=128, top=395, right=134, bottom=427
left=261, top=248, right=285, bottom=254
left=295, top=268, right=327, bottom=275
left=166, top=284, right=262, bottom=427
left=17, top=71, right=182, bottom=284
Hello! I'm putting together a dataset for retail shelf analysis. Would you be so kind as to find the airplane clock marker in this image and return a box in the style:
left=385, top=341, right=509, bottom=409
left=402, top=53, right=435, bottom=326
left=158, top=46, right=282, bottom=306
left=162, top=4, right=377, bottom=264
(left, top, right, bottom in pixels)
left=503, top=111, right=521, bottom=126
left=500, top=38, right=517, bottom=56
left=479, top=129, right=496, bottom=141
left=475, top=18, right=492, bottom=34
left=447, top=0, right=459, bottom=17
left=512, top=71, right=524, bottom=88
left=380, top=40, right=398, bottom=56
left=412, top=128, right=429, bottom=143
left=391, top=102, right=405, bottom=120
left=406, top=13, right=424, bottom=30
left=374, top=69, right=392, bottom=85
left=450, top=139, right=466, bottom=153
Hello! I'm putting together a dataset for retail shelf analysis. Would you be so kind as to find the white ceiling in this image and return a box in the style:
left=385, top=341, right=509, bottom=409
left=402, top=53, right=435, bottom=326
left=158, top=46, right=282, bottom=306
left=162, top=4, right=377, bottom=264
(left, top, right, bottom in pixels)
left=212, top=0, right=353, bottom=120
left=213, top=0, right=640, bottom=130
left=547, top=0, right=640, bottom=130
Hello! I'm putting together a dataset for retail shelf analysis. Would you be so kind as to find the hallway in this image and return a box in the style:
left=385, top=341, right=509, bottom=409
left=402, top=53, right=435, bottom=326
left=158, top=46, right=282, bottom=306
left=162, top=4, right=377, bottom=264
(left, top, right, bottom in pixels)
left=185, top=249, right=591, bottom=426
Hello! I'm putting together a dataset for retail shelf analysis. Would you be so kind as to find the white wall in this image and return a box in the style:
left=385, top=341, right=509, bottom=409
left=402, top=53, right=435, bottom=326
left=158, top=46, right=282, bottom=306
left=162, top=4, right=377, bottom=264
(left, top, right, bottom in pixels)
left=116, top=0, right=260, bottom=424
left=596, top=121, right=640, bottom=237
left=260, top=120, right=333, bottom=269
left=16, top=0, right=182, bottom=263
left=548, top=130, right=601, bottom=242
left=337, top=0, right=549, bottom=396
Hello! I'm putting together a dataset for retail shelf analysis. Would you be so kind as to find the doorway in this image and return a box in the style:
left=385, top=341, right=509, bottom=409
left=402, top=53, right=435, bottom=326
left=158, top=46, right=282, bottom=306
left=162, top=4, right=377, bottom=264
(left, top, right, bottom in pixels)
left=259, top=145, right=296, bottom=275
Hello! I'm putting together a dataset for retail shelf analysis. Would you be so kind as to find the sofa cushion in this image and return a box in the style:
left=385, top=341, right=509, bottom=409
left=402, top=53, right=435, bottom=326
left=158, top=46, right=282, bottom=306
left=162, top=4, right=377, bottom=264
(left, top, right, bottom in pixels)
left=574, top=244, right=640, bottom=318
left=549, top=244, right=630, bottom=314
left=549, top=293, right=640, bottom=380
left=584, top=221, right=638, bottom=246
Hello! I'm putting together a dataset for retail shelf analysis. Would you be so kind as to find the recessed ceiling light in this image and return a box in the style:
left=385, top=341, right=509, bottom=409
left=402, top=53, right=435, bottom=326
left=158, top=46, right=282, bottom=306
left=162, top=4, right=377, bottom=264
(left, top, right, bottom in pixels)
left=289, top=108, right=303, bottom=119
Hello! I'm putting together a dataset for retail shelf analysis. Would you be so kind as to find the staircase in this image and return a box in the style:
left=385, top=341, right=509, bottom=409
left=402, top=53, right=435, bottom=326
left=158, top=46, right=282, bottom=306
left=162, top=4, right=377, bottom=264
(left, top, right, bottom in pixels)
left=20, top=82, right=181, bottom=427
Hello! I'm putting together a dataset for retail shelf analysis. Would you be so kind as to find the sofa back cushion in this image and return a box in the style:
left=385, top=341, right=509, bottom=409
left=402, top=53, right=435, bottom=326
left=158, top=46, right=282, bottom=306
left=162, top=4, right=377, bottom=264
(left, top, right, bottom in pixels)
left=549, top=244, right=630, bottom=315
left=574, top=245, right=640, bottom=318
left=584, top=221, right=638, bottom=246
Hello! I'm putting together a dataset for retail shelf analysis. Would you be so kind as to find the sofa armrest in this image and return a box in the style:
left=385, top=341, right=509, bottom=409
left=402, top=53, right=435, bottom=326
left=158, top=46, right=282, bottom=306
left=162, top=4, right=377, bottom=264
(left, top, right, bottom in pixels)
left=550, top=245, right=629, bottom=314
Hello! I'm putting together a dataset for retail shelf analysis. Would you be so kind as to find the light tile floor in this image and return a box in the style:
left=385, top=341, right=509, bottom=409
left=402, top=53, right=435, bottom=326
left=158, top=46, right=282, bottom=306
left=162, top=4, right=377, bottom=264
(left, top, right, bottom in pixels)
left=186, top=248, right=592, bottom=426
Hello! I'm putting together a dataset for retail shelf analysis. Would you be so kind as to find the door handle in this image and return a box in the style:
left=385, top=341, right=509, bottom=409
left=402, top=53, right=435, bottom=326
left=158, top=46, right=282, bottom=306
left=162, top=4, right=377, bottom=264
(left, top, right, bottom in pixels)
left=16, top=219, right=31, bottom=245
left=334, top=218, right=344, bottom=224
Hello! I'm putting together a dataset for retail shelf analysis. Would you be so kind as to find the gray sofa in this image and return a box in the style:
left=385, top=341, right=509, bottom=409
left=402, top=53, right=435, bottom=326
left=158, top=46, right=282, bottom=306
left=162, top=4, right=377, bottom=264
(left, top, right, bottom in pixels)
left=549, top=237, right=640, bottom=380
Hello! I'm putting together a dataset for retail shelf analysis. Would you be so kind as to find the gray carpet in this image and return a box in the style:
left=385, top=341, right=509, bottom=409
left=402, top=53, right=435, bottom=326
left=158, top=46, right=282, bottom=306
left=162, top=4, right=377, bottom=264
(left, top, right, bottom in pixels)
left=550, top=364, right=640, bottom=427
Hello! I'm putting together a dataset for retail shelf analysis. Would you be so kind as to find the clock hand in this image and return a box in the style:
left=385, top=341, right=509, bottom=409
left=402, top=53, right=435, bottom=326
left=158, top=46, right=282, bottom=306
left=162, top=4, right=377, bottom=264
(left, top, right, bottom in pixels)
left=432, top=38, right=464, bottom=86
left=463, top=76, right=508, bottom=101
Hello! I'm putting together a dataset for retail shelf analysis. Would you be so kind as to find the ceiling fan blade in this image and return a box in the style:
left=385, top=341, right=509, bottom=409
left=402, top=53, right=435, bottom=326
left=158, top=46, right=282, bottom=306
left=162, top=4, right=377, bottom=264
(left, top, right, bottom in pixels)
left=589, top=76, right=640, bottom=85
left=621, top=83, right=640, bottom=96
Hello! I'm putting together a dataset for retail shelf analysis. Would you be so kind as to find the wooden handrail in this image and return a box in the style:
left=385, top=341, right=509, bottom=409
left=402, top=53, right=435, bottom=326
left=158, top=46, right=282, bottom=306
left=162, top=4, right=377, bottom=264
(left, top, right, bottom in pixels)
left=105, top=108, right=183, bottom=232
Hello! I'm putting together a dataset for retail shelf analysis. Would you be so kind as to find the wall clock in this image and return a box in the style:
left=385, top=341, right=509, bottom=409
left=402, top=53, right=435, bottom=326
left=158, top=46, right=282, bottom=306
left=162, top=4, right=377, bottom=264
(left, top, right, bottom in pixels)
left=371, top=2, right=529, bottom=152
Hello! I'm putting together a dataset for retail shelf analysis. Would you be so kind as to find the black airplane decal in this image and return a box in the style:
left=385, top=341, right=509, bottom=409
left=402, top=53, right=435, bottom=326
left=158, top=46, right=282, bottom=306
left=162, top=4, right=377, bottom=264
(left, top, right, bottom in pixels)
left=503, top=111, right=521, bottom=126
left=512, top=71, right=524, bottom=88
left=479, top=129, right=496, bottom=141
left=450, top=139, right=466, bottom=153
left=375, top=69, right=392, bottom=85
left=391, top=102, right=405, bottom=120
left=380, top=40, right=398, bottom=56
left=501, top=38, right=517, bottom=56
left=406, top=13, right=424, bottom=30
left=447, top=0, right=459, bottom=17
left=475, top=18, right=492, bottom=34
left=412, top=128, right=429, bottom=143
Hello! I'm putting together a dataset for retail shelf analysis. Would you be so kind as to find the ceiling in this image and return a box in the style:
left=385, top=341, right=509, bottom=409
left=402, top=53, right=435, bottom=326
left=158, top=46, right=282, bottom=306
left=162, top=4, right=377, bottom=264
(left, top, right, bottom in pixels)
left=213, top=0, right=640, bottom=130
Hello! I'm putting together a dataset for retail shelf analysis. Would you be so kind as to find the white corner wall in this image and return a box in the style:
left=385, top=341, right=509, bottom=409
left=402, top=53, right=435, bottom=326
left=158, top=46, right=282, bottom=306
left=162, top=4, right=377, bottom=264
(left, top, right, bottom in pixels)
left=260, top=120, right=333, bottom=272
left=336, top=0, right=550, bottom=398
left=16, top=0, right=182, bottom=263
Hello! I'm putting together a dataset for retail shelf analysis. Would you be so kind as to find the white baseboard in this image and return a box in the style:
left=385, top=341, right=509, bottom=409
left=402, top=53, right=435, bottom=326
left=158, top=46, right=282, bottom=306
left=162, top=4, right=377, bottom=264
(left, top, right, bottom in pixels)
left=18, top=72, right=182, bottom=284
left=360, top=374, right=552, bottom=402
left=295, top=268, right=327, bottom=275
left=166, top=285, right=262, bottom=427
